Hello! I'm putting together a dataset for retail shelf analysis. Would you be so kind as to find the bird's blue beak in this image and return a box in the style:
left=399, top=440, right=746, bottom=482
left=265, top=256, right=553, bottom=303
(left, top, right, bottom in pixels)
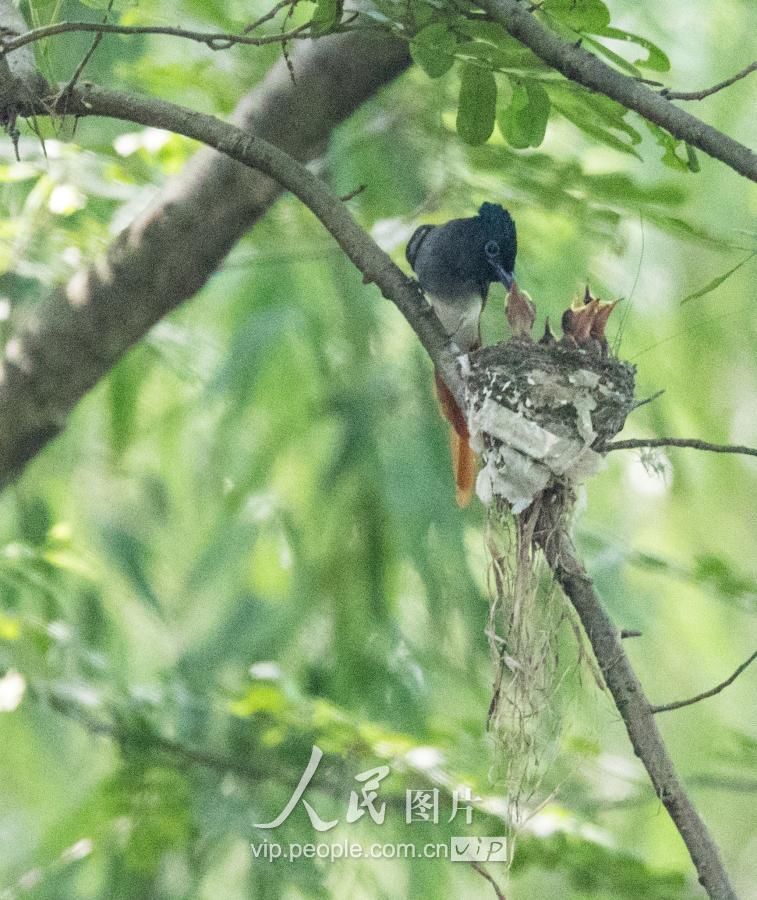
left=491, top=262, right=514, bottom=290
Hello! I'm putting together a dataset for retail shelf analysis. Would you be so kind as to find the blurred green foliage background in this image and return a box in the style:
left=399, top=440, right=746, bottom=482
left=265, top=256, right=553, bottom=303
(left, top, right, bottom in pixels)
left=0, top=0, right=755, bottom=897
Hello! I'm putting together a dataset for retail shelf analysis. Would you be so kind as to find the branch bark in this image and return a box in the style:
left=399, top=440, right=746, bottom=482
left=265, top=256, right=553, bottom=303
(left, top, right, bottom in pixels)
left=534, top=491, right=737, bottom=900
left=476, top=0, right=757, bottom=182
left=0, top=30, right=414, bottom=486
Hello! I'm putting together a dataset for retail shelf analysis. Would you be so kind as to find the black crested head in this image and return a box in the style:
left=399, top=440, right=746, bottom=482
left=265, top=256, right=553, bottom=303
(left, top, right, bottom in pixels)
left=477, top=202, right=517, bottom=288
left=477, top=202, right=517, bottom=274
left=405, top=202, right=518, bottom=302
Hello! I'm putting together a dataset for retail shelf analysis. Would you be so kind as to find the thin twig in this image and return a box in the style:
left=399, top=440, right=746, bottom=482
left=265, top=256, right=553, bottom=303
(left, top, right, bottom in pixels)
left=603, top=437, right=757, bottom=458
left=339, top=184, right=366, bottom=202
left=470, top=861, right=507, bottom=900
left=60, top=0, right=115, bottom=98
left=688, top=775, right=757, bottom=792
left=62, top=32, right=103, bottom=95
left=1, top=20, right=315, bottom=53
left=281, top=0, right=299, bottom=82
left=620, top=629, right=642, bottom=639
left=661, top=62, right=757, bottom=101
left=631, top=388, right=665, bottom=411
left=651, top=651, right=757, bottom=714
left=244, top=0, right=296, bottom=33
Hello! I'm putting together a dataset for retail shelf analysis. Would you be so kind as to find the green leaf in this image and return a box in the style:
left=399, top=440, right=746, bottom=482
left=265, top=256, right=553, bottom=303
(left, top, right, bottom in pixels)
left=456, top=19, right=547, bottom=70
left=580, top=34, right=643, bottom=77
left=596, top=26, right=671, bottom=72
left=108, top=350, right=148, bottom=458
left=542, top=0, right=611, bottom=31
left=680, top=252, right=756, bottom=305
left=229, top=684, right=288, bottom=717
left=549, top=84, right=642, bottom=156
left=455, top=40, right=547, bottom=72
left=552, top=99, right=641, bottom=156
left=648, top=214, right=740, bottom=247
left=645, top=122, right=690, bottom=171
left=410, top=24, right=458, bottom=78
left=580, top=93, right=643, bottom=143
left=457, top=20, right=513, bottom=45
left=524, top=80, right=550, bottom=146
left=685, top=143, right=700, bottom=173
left=407, top=0, right=435, bottom=28
left=456, top=63, right=497, bottom=145
left=310, top=0, right=342, bottom=37
left=497, top=78, right=550, bottom=149
left=497, top=80, right=530, bottom=149
left=101, top=525, right=161, bottom=614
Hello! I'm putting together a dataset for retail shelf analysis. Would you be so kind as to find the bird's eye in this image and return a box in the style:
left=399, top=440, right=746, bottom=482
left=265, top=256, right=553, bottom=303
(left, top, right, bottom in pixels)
left=484, top=240, right=500, bottom=259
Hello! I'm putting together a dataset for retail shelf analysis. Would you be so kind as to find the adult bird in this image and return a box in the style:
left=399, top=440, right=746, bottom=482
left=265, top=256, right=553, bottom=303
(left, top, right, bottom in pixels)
left=406, top=202, right=517, bottom=506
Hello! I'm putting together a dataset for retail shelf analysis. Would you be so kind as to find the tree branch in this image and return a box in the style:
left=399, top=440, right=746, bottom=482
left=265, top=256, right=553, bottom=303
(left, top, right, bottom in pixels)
left=470, top=861, right=508, bottom=900
left=1, top=19, right=318, bottom=53
left=651, top=651, right=757, bottom=714
left=662, top=62, right=757, bottom=101
left=604, top=438, right=757, bottom=458
left=534, top=489, right=737, bottom=900
left=35, top=78, right=462, bottom=390
left=244, top=0, right=299, bottom=33
left=48, top=691, right=268, bottom=781
left=0, top=30, right=411, bottom=487
left=688, top=775, right=757, bottom=793
left=60, top=0, right=115, bottom=98
left=476, top=0, right=757, bottom=182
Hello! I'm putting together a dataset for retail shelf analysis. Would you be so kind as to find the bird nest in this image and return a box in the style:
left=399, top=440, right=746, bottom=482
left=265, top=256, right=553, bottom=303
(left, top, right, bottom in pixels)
left=461, top=289, right=636, bottom=513
left=461, top=287, right=637, bottom=832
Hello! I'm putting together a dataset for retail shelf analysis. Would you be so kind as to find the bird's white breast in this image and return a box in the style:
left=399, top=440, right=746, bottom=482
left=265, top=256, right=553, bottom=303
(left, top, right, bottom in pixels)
left=428, top=294, right=483, bottom=352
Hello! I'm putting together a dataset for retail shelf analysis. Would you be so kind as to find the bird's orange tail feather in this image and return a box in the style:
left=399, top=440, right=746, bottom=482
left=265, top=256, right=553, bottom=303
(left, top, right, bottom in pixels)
left=450, top=429, right=476, bottom=507
left=434, top=372, right=476, bottom=508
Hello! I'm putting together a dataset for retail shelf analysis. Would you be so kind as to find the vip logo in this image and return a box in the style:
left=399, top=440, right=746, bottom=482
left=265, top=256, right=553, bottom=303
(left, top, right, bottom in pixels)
left=450, top=836, right=507, bottom=862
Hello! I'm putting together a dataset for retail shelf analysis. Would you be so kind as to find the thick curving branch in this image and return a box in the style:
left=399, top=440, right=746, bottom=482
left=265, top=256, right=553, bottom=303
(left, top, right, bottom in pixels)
left=534, top=491, right=737, bottom=900
left=8, top=78, right=463, bottom=412
left=476, top=0, right=757, bottom=183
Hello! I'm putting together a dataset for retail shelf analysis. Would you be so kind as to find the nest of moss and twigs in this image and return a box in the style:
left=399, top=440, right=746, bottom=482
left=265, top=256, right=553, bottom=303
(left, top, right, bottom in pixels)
left=461, top=285, right=636, bottom=839
left=462, top=289, right=636, bottom=514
